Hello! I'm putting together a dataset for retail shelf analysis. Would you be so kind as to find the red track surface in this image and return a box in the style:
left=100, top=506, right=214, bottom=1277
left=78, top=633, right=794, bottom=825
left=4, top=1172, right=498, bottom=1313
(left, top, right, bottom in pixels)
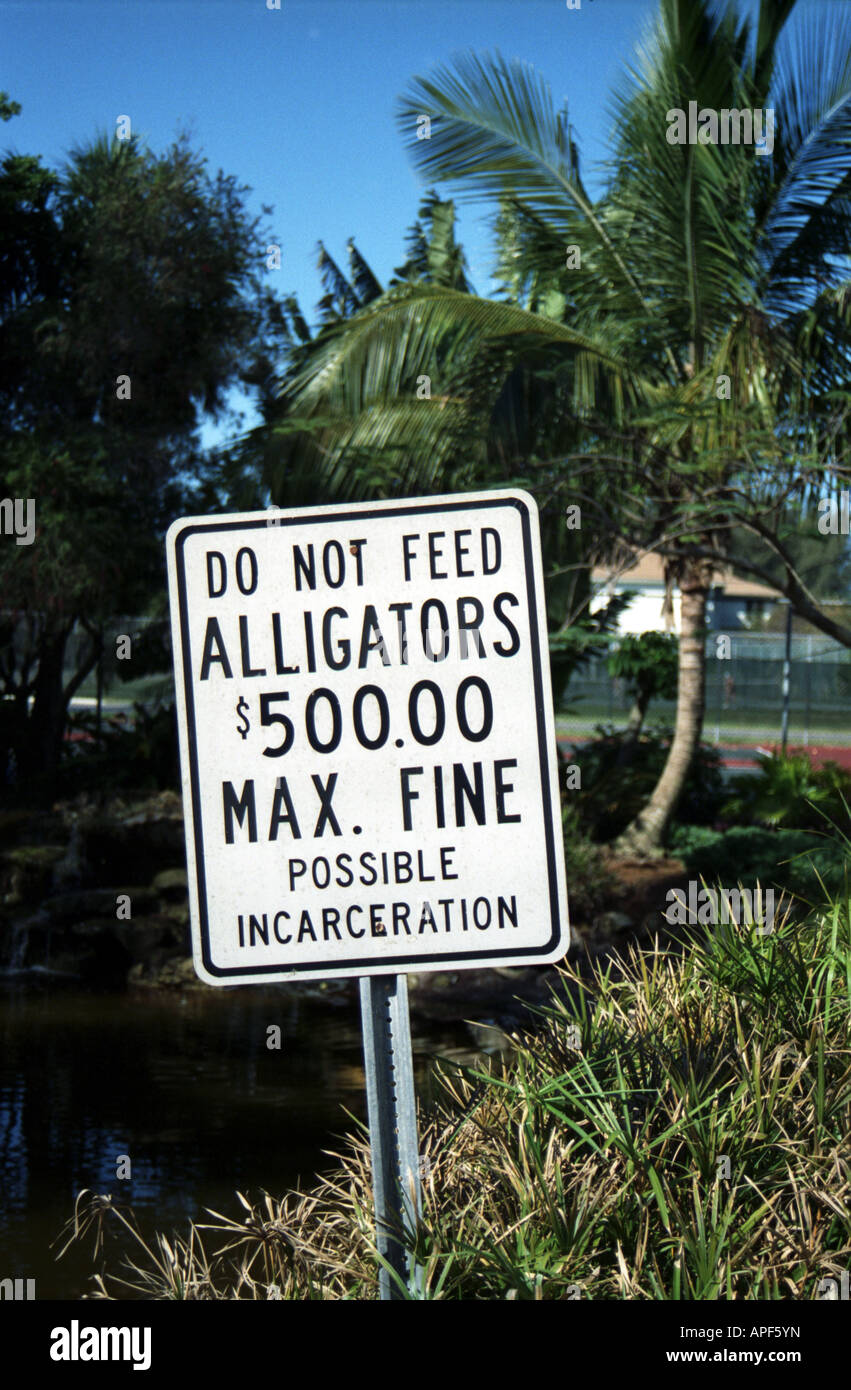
left=719, top=744, right=851, bottom=771
left=558, top=735, right=851, bottom=772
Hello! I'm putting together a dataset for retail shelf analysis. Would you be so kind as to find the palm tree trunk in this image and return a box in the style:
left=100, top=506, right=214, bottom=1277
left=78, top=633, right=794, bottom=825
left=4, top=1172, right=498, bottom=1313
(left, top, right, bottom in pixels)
left=613, top=560, right=711, bottom=857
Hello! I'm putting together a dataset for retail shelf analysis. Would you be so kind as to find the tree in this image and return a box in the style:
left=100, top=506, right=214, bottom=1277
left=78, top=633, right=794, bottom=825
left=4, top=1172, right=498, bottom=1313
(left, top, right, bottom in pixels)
left=261, top=193, right=625, bottom=678
left=266, top=0, right=851, bottom=858
left=724, top=504, right=851, bottom=601
left=569, top=0, right=851, bottom=853
left=0, top=111, right=278, bottom=801
left=608, top=632, right=679, bottom=741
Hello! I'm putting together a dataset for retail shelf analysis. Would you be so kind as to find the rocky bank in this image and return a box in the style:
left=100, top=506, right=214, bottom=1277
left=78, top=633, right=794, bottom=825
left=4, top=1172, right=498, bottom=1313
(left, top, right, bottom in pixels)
left=0, top=791, right=688, bottom=1024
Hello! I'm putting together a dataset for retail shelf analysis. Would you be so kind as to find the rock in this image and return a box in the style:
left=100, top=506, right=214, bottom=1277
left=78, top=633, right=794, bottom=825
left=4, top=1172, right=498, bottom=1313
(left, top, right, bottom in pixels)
left=75, top=816, right=184, bottom=885
left=41, top=887, right=159, bottom=924
left=161, top=957, right=202, bottom=988
left=110, top=914, right=176, bottom=963
left=58, top=927, right=132, bottom=982
left=159, top=901, right=189, bottom=927
left=152, top=868, right=188, bottom=897
left=67, top=918, right=117, bottom=940
left=39, top=949, right=87, bottom=977
left=118, top=790, right=183, bottom=824
left=0, top=791, right=189, bottom=975
left=42, top=888, right=116, bottom=921
left=466, top=1019, right=512, bottom=1054
left=128, top=956, right=200, bottom=989
left=592, top=911, right=635, bottom=935
left=51, top=822, right=90, bottom=891
left=0, top=809, right=43, bottom=844
left=1, top=845, right=68, bottom=905
left=48, top=911, right=186, bottom=980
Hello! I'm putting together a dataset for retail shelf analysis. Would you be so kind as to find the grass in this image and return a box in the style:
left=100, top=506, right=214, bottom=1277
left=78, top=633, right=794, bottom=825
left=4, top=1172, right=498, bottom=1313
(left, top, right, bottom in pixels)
left=58, top=896, right=851, bottom=1299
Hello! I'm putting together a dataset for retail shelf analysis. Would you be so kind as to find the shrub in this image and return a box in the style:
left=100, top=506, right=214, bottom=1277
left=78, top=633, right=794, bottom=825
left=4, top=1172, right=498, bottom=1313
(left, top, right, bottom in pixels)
left=59, top=701, right=179, bottom=796
left=723, top=752, right=851, bottom=836
left=669, top=823, right=850, bottom=905
left=607, top=631, right=678, bottom=733
left=60, top=900, right=851, bottom=1299
left=569, top=724, right=725, bottom=842
left=560, top=800, right=611, bottom=922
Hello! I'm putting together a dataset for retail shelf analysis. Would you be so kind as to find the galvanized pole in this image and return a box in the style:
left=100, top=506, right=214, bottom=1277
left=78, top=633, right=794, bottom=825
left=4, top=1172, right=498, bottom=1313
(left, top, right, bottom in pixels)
left=780, top=602, right=792, bottom=755
left=715, top=641, right=721, bottom=746
left=359, top=974, right=422, bottom=1300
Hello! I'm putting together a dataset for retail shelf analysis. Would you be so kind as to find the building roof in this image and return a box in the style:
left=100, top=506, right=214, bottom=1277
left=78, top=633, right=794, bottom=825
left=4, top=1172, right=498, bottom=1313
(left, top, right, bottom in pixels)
left=591, top=550, right=781, bottom=600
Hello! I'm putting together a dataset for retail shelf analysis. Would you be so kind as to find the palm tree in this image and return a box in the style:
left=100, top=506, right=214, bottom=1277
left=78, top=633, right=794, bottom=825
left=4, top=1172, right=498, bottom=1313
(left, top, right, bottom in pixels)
left=261, top=194, right=621, bottom=645
left=268, top=0, right=851, bottom=856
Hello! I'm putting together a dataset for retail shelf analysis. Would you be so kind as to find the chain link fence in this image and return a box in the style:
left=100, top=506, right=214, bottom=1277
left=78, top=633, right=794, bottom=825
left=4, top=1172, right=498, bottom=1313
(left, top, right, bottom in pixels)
left=7, top=615, right=847, bottom=748
left=559, top=633, right=851, bottom=747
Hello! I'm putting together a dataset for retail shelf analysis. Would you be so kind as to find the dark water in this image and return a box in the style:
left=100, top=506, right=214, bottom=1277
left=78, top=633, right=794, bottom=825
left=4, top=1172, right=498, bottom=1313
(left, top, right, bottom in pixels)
left=0, top=980, right=484, bottom=1299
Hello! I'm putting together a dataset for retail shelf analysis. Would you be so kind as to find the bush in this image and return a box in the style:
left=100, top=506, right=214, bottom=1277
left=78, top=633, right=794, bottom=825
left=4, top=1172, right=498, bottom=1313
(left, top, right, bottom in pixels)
left=568, top=724, right=725, bottom=842
left=62, top=899, right=851, bottom=1299
left=59, top=701, right=180, bottom=796
left=723, top=752, right=851, bottom=836
left=560, top=799, right=611, bottom=921
left=606, top=631, right=678, bottom=720
left=669, top=823, right=850, bottom=905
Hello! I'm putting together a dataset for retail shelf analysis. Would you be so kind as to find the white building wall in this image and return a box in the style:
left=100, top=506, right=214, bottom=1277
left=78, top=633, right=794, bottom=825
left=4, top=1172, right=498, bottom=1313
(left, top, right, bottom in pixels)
left=590, top=585, right=682, bottom=635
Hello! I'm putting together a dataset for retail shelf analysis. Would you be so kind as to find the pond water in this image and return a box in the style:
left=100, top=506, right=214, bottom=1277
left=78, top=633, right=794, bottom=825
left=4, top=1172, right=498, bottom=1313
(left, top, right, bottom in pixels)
left=0, top=979, right=486, bottom=1299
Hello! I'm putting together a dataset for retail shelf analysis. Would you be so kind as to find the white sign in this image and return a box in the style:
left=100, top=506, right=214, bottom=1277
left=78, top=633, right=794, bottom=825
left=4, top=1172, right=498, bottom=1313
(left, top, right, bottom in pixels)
left=166, top=491, right=569, bottom=984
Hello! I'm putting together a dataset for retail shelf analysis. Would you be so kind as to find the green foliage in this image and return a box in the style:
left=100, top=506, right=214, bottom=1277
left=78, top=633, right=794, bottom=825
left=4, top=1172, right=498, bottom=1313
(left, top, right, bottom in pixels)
left=571, top=725, right=725, bottom=842
left=1, top=126, right=275, bottom=510
left=392, top=188, right=474, bottom=293
left=253, top=0, right=851, bottom=855
left=559, top=797, right=610, bottom=923
left=65, top=900, right=851, bottom=1299
left=0, top=149, right=60, bottom=318
left=723, top=752, right=851, bottom=836
left=60, top=702, right=179, bottom=797
left=0, top=91, right=21, bottom=122
left=549, top=592, right=634, bottom=703
left=0, top=120, right=277, bottom=794
left=0, top=440, right=152, bottom=619
left=3, top=131, right=273, bottom=445
left=668, top=823, right=849, bottom=904
left=607, top=631, right=678, bottom=706
left=725, top=505, right=851, bottom=601
left=111, top=614, right=172, bottom=690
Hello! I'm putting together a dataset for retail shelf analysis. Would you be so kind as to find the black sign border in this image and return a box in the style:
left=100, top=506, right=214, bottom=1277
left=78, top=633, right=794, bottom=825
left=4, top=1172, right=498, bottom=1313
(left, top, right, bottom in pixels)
left=171, top=496, right=566, bottom=978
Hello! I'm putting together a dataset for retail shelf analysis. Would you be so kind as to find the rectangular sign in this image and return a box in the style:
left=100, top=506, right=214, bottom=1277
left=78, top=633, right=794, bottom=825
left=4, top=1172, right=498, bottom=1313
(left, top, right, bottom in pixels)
left=166, top=490, right=569, bottom=984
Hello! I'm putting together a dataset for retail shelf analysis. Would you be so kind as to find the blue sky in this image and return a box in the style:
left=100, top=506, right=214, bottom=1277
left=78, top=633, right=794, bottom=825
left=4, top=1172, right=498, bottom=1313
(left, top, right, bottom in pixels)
left=2, top=0, right=779, bottom=444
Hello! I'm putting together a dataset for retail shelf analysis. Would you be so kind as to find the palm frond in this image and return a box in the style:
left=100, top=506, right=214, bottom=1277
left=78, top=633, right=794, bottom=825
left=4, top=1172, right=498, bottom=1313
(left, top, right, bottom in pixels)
left=396, top=50, right=666, bottom=340
left=346, top=240, right=383, bottom=305
left=762, top=5, right=851, bottom=305
left=281, top=281, right=655, bottom=420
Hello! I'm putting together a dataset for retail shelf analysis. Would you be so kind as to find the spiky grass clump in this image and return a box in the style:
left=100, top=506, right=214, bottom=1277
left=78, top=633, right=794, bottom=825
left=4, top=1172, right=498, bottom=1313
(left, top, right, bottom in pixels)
left=60, top=900, right=851, bottom=1299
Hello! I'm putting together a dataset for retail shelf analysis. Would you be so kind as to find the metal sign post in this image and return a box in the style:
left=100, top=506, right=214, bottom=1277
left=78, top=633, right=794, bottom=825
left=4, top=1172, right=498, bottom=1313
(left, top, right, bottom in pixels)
left=165, top=489, right=569, bottom=1301
left=780, top=600, right=792, bottom=754
left=359, top=973, right=422, bottom=1300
